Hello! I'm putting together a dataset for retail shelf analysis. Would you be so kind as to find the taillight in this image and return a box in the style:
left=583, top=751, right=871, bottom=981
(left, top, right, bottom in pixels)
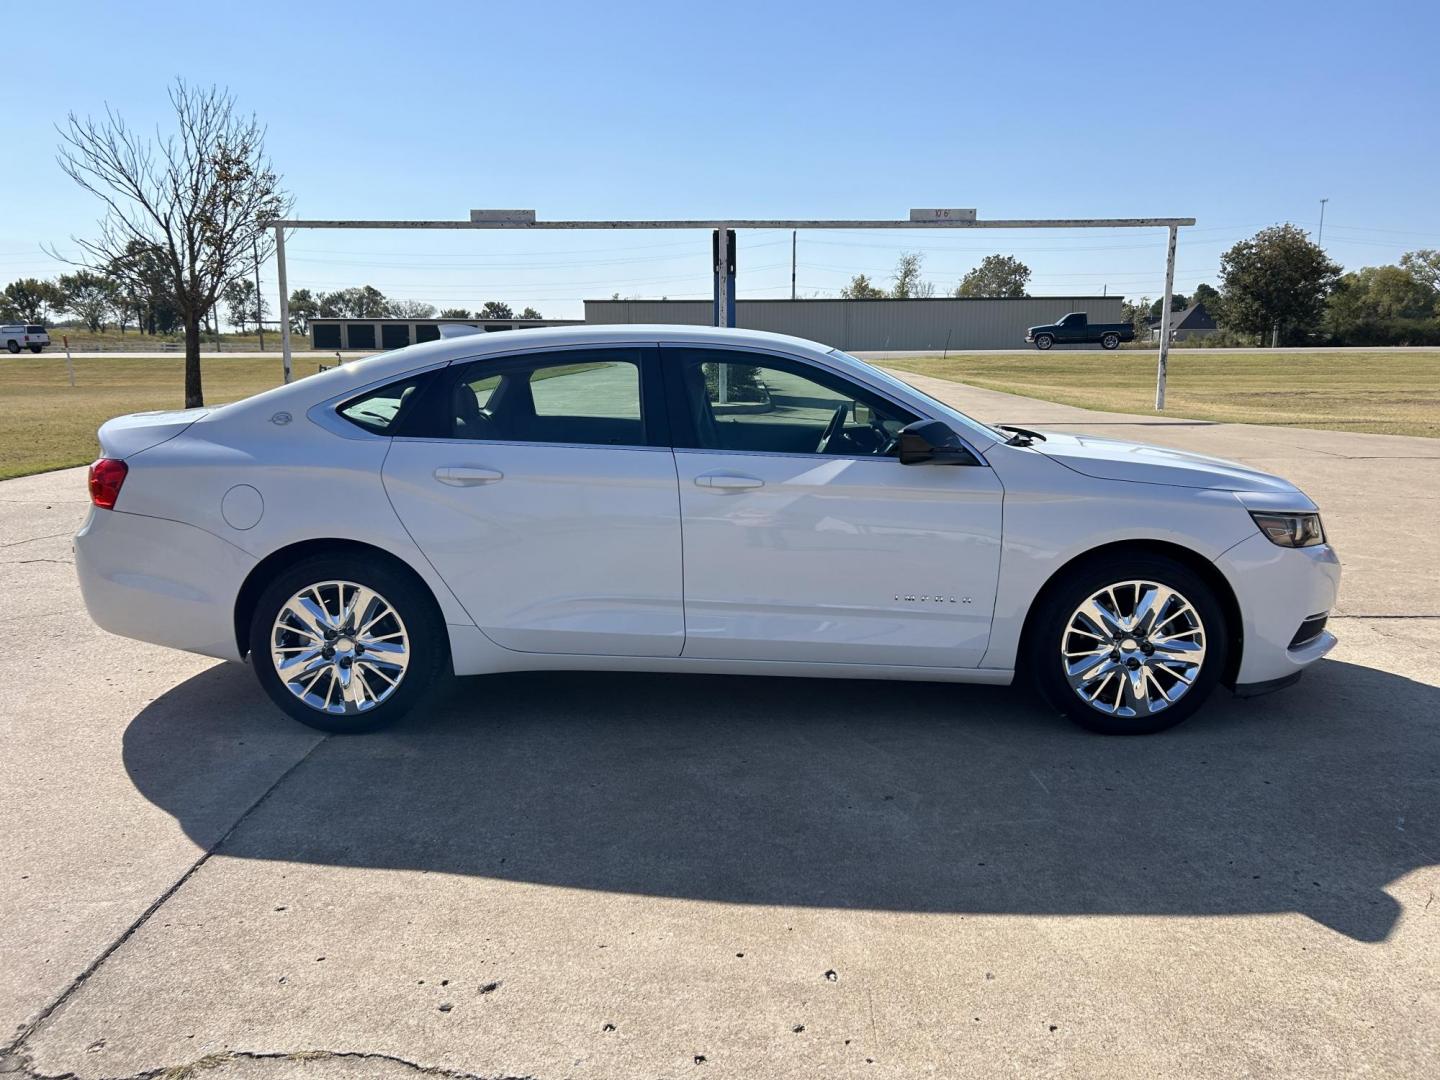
left=88, top=458, right=128, bottom=509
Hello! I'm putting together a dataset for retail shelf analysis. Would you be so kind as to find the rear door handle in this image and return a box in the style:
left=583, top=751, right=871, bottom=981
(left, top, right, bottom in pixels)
left=696, top=472, right=764, bottom=491
left=435, top=466, right=504, bottom=487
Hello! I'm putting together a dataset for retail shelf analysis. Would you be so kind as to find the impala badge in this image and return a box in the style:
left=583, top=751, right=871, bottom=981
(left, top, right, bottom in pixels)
left=896, top=594, right=971, bottom=604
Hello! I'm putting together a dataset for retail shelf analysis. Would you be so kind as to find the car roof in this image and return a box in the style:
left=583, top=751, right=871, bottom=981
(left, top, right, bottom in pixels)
left=212, top=325, right=836, bottom=418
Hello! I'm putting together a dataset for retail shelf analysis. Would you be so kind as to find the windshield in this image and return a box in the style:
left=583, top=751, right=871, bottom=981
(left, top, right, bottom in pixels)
left=830, top=349, right=1001, bottom=445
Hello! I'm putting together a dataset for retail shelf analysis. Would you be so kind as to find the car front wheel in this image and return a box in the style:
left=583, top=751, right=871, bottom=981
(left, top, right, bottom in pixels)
left=249, top=554, right=447, bottom=733
left=1034, top=333, right=1054, bottom=350
left=5, top=341, right=19, bottom=354
left=1028, top=554, right=1227, bottom=734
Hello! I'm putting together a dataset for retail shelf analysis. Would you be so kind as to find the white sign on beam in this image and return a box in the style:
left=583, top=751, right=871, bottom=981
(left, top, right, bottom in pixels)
left=909, top=208, right=977, bottom=223
left=469, top=209, right=537, bottom=223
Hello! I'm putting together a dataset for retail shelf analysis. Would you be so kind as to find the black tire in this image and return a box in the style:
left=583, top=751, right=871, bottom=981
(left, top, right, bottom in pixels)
left=5, top=341, right=19, bottom=354
left=1025, top=553, right=1228, bottom=735
left=28, top=344, right=43, bottom=353
left=248, top=553, right=448, bottom=733
left=1101, top=333, right=1120, bottom=350
left=1034, top=334, right=1054, bottom=350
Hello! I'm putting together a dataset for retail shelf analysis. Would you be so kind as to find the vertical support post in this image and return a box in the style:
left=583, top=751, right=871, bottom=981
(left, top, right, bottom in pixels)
left=791, top=229, right=797, bottom=300
left=1155, top=224, right=1178, bottom=411
left=712, top=227, right=735, bottom=329
left=274, top=225, right=293, bottom=384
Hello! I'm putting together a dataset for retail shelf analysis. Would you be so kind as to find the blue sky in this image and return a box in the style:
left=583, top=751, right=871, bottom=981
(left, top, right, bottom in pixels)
left=3, top=0, right=1438, bottom=322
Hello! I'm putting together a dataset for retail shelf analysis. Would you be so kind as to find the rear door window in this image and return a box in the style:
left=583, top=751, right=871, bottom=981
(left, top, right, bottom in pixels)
left=446, top=348, right=650, bottom=447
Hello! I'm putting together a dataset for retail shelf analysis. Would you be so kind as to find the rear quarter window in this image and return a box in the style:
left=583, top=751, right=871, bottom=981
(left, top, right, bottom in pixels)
left=338, top=375, right=426, bottom=434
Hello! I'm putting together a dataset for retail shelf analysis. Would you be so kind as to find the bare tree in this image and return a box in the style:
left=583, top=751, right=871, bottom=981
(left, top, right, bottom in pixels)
left=56, top=81, right=290, bottom=406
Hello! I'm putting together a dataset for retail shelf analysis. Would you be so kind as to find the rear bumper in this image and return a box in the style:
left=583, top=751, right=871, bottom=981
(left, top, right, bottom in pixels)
left=1215, top=533, right=1342, bottom=685
left=74, top=507, right=256, bottom=661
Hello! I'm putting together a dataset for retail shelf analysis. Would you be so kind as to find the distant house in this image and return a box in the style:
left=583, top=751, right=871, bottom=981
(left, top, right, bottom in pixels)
left=1147, top=301, right=1218, bottom=343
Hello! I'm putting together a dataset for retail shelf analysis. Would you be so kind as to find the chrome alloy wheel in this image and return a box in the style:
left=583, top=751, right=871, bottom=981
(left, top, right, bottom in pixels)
left=270, top=580, right=411, bottom=715
left=1061, top=580, right=1207, bottom=718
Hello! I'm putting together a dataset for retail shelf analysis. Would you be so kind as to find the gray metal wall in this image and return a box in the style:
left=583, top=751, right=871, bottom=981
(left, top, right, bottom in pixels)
left=584, top=298, right=1126, bottom=351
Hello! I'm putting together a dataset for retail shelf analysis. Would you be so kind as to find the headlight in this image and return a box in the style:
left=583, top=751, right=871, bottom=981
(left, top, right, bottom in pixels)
left=1250, top=511, right=1326, bottom=548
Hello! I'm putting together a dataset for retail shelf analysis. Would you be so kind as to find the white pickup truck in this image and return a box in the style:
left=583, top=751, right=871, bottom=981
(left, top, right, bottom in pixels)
left=2, top=324, right=50, bottom=353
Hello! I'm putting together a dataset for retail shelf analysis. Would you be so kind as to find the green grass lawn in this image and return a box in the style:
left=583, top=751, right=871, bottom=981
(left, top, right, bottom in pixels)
left=0, top=355, right=322, bottom=480
left=890, top=350, right=1440, bottom=439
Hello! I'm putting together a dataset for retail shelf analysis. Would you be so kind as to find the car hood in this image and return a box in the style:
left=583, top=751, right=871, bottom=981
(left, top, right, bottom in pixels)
left=1031, top=431, right=1300, bottom=493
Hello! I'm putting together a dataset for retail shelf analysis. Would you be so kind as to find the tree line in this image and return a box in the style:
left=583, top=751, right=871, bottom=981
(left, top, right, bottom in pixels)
left=840, top=253, right=1031, bottom=299
left=839, top=228, right=1440, bottom=347
left=1, top=272, right=543, bottom=338
left=284, top=290, right=541, bottom=334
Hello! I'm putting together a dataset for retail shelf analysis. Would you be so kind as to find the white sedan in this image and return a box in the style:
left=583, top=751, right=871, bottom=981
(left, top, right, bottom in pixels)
left=75, top=326, right=1339, bottom=735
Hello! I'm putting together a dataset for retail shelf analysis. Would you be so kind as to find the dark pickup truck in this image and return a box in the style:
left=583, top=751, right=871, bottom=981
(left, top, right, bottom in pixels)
left=1025, top=312, right=1134, bottom=350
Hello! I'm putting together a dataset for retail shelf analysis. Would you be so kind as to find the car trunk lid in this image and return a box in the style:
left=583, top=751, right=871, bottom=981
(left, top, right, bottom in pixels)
left=97, top=408, right=211, bottom=459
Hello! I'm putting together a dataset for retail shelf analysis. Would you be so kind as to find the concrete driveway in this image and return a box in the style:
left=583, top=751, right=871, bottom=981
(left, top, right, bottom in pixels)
left=2, top=380, right=1437, bottom=1079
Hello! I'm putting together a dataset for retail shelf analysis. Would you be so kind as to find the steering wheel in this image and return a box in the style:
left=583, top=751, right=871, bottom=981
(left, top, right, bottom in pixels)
left=815, top=404, right=849, bottom=455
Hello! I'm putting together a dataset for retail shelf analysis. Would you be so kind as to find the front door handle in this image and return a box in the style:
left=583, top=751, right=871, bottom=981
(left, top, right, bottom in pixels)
left=696, top=472, right=764, bottom=491
left=435, top=466, right=504, bottom=487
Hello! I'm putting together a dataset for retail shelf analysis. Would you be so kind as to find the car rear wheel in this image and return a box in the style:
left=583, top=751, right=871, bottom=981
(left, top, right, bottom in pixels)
left=248, top=554, right=447, bottom=733
left=1101, top=333, right=1120, bottom=350
left=1027, top=554, right=1227, bottom=735
left=1034, top=333, right=1054, bottom=350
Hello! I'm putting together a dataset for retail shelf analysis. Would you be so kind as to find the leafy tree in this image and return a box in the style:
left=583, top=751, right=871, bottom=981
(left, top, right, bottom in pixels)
left=1219, top=224, right=1340, bottom=344
left=519, top=306, right=543, bottom=319
left=954, top=254, right=1031, bottom=298
left=840, top=273, right=886, bottom=299
left=1121, top=297, right=1153, bottom=339
left=57, top=80, right=290, bottom=406
left=319, top=285, right=388, bottom=318
left=222, top=278, right=265, bottom=332
left=1399, top=249, right=1440, bottom=293
left=1190, top=282, right=1222, bottom=320
left=891, top=252, right=935, bottom=298
left=480, top=300, right=514, bottom=319
left=387, top=299, right=437, bottom=319
left=287, top=288, right=319, bottom=335
left=1147, top=293, right=1189, bottom=319
left=438, top=308, right=473, bottom=319
left=58, top=270, right=120, bottom=331
left=107, top=241, right=179, bottom=335
left=1323, top=264, right=1439, bottom=344
left=3, top=278, right=63, bottom=323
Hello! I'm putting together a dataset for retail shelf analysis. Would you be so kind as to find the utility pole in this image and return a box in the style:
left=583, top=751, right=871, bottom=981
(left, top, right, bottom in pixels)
left=1155, top=224, right=1179, bottom=410
left=252, top=234, right=265, bottom=352
left=275, top=225, right=293, bottom=384
left=791, top=230, right=797, bottom=300
left=1317, top=198, right=1329, bottom=246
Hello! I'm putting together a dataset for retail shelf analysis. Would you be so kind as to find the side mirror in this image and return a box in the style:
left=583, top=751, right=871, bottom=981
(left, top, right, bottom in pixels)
left=897, top=420, right=979, bottom=466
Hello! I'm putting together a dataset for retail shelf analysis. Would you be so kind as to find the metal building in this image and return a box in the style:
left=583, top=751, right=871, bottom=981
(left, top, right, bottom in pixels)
left=309, top=316, right=582, bottom=351
left=584, top=297, right=1127, bottom=351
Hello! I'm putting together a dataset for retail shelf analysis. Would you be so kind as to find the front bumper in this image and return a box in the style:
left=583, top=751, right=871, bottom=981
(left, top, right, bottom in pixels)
left=74, top=507, right=256, bottom=661
left=1215, top=532, right=1342, bottom=686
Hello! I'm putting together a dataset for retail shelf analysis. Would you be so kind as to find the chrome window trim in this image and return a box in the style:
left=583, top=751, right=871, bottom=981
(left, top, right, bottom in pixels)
left=389, top=435, right=667, bottom=454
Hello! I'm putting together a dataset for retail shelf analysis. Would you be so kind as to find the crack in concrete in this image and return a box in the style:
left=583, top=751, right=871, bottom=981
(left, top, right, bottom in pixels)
left=0, top=532, right=72, bottom=550
left=1, top=1047, right=540, bottom=1080
left=0, top=738, right=330, bottom=1076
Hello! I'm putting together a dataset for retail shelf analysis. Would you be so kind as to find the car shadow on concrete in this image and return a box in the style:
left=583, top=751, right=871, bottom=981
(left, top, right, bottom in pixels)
left=123, top=657, right=1438, bottom=944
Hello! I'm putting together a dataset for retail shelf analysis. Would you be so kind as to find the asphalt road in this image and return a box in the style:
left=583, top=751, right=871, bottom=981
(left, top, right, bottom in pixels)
left=1, top=379, right=1436, bottom=1079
